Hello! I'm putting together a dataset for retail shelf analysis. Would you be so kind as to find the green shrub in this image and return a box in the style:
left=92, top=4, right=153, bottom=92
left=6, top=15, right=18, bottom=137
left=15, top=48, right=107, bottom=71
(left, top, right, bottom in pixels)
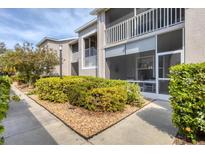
left=169, top=62, right=205, bottom=143
left=35, top=77, right=69, bottom=103
left=0, top=76, right=11, bottom=144
left=86, top=86, right=127, bottom=112
left=126, top=83, right=144, bottom=107
left=35, top=76, right=144, bottom=112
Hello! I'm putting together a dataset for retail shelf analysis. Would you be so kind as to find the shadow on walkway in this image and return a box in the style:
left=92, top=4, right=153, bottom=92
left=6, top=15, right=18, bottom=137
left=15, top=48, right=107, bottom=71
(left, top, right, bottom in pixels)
left=3, top=96, right=57, bottom=145
left=136, top=101, right=177, bottom=137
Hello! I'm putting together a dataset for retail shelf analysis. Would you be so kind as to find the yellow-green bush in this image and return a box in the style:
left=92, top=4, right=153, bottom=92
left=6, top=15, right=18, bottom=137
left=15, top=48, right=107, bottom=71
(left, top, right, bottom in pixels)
left=169, top=62, right=205, bottom=143
left=86, top=86, right=127, bottom=112
left=35, top=76, right=144, bottom=112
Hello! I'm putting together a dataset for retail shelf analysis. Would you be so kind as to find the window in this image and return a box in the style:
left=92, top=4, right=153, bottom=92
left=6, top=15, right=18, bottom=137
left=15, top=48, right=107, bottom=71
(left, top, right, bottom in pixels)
left=71, top=43, right=78, bottom=53
left=84, top=34, right=97, bottom=68
left=158, top=80, right=169, bottom=94
left=157, top=29, right=183, bottom=53
left=105, top=50, right=156, bottom=93
left=136, top=51, right=155, bottom=81
left=158, top=53, right=181, bottom=94
left=158, top=53, right=181, bottom=78
left=71, top=62, right=79, bottom=76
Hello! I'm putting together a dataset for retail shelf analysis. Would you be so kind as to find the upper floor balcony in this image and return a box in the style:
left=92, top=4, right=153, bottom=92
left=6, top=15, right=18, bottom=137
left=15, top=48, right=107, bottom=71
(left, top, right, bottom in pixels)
left=105, top=8, right=185, bottom=46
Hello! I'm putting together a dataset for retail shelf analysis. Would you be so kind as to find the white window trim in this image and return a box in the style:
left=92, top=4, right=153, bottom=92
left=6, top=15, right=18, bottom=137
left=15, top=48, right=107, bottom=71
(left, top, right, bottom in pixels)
left=82, top=66, right=98, bottom=70
left=157, top=49, right=183, bottom=56
left=81, top=29, right=97, bottom=69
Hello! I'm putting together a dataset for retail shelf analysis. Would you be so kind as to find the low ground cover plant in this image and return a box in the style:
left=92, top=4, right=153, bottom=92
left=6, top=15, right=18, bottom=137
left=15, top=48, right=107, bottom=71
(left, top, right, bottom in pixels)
left=35, top=76, right=144, bottom=112
left=11, top=95, right=21, bottom=102
left=169, top=62, right=205, bottom=143
left=0, top=76, right=11, bottom=144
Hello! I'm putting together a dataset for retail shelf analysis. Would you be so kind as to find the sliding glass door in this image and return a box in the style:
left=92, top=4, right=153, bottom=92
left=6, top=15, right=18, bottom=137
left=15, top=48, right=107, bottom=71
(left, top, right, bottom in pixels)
left=157, top=29, right=184, bottom=95
left=158, top=52, right=181, bottom=94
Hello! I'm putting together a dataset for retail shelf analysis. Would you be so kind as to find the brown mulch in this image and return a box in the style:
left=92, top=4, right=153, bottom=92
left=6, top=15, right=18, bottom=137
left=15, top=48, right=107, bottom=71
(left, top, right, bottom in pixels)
left=13, top=82, right=34, bottom=94
left=174, top=133, right=205, bottom=145
left=13, top=82, right=150, bottom=138
left=29, top=95, right=149, bottom=138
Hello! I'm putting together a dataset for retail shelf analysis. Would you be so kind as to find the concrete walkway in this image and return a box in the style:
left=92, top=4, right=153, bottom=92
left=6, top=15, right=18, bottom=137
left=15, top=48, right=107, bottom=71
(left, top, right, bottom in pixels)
left=3, top=85, right=177, bottom=145
left=2, top=85, right=90, bottom=145
left=89, top=100, right=177, bottom=144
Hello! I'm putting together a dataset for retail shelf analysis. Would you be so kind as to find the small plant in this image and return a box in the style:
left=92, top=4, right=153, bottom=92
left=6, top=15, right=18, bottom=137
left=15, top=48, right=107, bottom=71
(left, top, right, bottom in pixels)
left=11, top=95, right=21, bottom=102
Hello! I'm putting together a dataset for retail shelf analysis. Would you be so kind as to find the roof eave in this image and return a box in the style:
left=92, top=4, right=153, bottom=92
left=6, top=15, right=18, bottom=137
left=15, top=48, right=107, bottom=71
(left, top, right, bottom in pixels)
left=90, top=8, right=109, bottom=15
left=75, top=18, right=97, bottom=33
left=36, top=37, right=77, bottom=47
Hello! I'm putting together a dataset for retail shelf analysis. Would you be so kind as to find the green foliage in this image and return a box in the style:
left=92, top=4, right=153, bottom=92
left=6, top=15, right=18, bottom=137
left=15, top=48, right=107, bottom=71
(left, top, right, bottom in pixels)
left=0, top=48, right=59, bottom=84
left=169, top=62, right=205, bottom=143
left=86, top=86, right=127, bottom=112
left=0, top=66, right=16, bottom=76
left=35, top=76, right=144, bottom=112
left=126, top=83, right=144, bottom=107
left=11, top=95, right=21, bottom=102
left=0, top=42, right=6, bottom=54
left=0, top=76, right=11, bottom=144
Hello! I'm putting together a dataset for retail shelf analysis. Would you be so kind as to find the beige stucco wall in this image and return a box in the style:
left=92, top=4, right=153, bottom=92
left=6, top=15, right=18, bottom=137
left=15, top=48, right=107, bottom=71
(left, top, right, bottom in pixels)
left=39, top=40, right=72, bottom=76
left=185, top=8, right=205, bottom=63
left=77, top=22, right=98, bottom=77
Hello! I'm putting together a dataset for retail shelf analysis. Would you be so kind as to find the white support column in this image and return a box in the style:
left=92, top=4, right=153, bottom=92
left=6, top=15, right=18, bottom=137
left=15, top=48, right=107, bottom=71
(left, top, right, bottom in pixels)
left=97, top=12, right=106, bottom=78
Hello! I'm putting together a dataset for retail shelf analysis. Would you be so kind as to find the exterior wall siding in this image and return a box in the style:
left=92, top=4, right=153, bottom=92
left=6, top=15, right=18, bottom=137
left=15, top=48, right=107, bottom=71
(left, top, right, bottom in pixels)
left=185, top=9, right=205, bottom=63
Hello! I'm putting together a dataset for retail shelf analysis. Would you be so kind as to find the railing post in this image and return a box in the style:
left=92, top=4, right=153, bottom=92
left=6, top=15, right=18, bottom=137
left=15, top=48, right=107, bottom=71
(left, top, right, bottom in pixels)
left=159, top=8, right=161, bottom=28
left=175, top=8, right=177, bottom=23
left=134, top=17, right=136, bottom=37
left=164, top=8, right=166, bottom=27
left=156, top=9, right=158, bottom=29
left=152, top=9, right=154, bottom=30
left=179, top=8, right=182, bottom=22
left=127, top=19, right=130, bottom=39
left=171, top=8, right=172, bottom=25
left=167, top=8, right=169, bottom=27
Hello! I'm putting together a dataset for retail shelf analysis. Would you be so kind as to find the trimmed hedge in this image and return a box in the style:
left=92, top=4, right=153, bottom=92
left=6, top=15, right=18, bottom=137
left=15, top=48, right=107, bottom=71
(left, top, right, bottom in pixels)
left=0, top=76, right=11, bottom=144
left=169, top=63, right=205, bottom=143
left=86, top=86, right=127, bottom=112
left=35, top=76, right=144, bottom=112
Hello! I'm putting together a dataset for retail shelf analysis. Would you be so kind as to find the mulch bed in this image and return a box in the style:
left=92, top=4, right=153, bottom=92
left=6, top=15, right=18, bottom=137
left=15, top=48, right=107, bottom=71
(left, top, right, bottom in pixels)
left=173, top=133, right=205, bottom=145
left=14, top=82, right=150, bottom=139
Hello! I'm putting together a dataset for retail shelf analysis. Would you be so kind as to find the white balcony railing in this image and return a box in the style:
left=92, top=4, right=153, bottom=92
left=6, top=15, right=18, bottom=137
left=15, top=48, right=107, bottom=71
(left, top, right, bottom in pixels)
left=105, top=8, right=185, bottom=45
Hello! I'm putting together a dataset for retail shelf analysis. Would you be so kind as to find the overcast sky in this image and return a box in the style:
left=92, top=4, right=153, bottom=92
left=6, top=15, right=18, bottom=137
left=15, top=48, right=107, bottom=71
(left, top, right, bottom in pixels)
left=0, top=8, right=94, bottom=49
